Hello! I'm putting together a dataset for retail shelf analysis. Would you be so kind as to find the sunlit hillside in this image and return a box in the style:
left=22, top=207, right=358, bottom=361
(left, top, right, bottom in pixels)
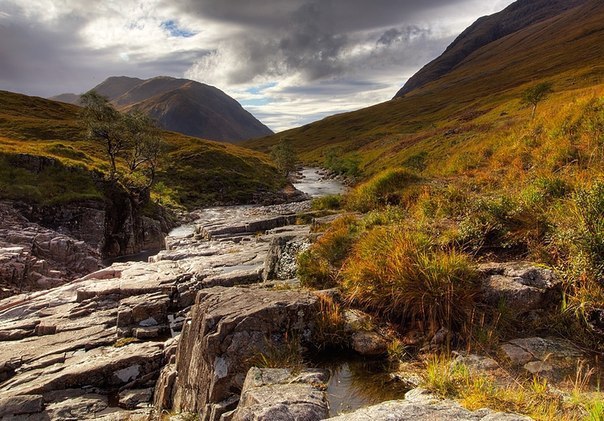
left=0, top=90, right=285, bottom=208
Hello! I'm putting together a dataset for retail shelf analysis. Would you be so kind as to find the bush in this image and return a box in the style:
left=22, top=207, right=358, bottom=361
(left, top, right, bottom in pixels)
left=311, top=194, right=342, bottom=210
left=298, top=215, right=360, bottom=289
left=572, top=181, right=604, bottom=281
left=341, top=226, right=479, bottom=334
left=345, top=168, right=419, bottom=212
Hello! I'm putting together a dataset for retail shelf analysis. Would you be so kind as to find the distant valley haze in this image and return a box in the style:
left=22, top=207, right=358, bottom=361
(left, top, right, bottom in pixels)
left=0, top=0, right=514, bottom=131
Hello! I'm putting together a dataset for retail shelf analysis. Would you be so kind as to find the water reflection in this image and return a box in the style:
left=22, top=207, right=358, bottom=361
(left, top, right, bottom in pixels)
left=314, top=353, right=410, bottom=416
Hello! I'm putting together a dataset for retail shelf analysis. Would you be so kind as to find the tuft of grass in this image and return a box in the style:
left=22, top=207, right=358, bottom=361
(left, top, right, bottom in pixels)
left=311, top=194, right=343, bottom=210
left=345, top=168, right=419, bottom=212
left=113, top=337, right=140, bottom=348
left=298, top=215, right=360, bottom=289
left=421, top=354, right=600, bottom=421
left=249, top=333, right=304, bottom=371
left=342, top=226, right=479, bottom=334
left=311, top=294, right=349, bottom=350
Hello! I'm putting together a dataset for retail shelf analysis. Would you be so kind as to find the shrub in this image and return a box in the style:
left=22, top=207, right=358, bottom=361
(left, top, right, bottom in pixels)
left=298, top=215, right=360, bottom=289
left=311, top=194, right=342, bottom=210
left=572, top=181, right=604, bottom=281
left=345, top=168, right=419, bottom=212
left=341, top=226, right=479, bottom=334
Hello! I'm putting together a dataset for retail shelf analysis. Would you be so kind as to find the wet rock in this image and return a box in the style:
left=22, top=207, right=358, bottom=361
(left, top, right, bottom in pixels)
left=263, top=231, right=311, bottom=281
left=479, top=262, right=561, bottom=316
left=226, top=367, right=329, bottom=421
left=351, top=331, right=389, bottom=356
left=343, top=309, right=388, bottom=356
left=155, top=287, right=319, bottom=421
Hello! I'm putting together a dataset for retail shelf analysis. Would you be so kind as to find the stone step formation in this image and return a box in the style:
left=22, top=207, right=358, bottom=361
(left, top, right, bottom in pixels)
left=0, top=195, right=576, bottom=420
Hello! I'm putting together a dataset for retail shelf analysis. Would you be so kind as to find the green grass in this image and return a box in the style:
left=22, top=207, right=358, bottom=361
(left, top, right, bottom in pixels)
left=0, top=90, right=285, bottom=208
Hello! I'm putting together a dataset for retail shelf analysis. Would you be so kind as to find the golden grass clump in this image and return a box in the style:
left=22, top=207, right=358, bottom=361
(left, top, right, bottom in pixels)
left=345, top=168, right=419, bottom=212
left=341, top=226, right=479, bottom=334
left=298, top=215, right=360, bottom=289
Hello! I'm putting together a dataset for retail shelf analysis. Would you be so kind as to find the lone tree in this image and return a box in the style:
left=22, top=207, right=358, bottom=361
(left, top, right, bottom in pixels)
left=522, top=82, right=553, bottom=119
left=271, top=137, right=297, bottom=177
left=80, top=91, right=163, bottom=189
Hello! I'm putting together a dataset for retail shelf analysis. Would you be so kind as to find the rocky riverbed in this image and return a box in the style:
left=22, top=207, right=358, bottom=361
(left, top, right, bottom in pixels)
left=0, top=169, right=596, bottom=420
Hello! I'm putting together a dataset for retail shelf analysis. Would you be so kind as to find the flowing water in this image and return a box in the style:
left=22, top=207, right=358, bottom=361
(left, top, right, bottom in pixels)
left=293, top=167, right=346, bottom=197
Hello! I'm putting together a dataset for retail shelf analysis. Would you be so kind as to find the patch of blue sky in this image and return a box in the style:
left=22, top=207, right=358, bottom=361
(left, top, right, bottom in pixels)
left=161, top=20, right=196, bottom=38
left=240, top=97, right=271, bottom=106
left=246, top=82, right=277, bottom=95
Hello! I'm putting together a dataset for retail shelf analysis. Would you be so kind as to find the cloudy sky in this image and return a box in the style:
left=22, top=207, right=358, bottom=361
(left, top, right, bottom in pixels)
left=0, top=0, right=514, bottom=132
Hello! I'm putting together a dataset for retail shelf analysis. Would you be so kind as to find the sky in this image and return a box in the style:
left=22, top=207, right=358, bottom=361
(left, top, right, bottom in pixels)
left=0, top=0, right=514, bottom=132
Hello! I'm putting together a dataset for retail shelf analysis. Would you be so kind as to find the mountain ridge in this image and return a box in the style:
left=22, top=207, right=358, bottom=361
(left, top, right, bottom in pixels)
left=394, top=0, right=588, bottom=98
left=51, top=76, right=273, bottom=143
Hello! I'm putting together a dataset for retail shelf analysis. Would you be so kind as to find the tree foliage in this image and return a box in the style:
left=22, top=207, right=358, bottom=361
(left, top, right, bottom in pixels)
left=270, top=137, right=297, bottom=177
left=80, top=91, right=163, bottom=189
left=522, top=82, right=553, bottom=119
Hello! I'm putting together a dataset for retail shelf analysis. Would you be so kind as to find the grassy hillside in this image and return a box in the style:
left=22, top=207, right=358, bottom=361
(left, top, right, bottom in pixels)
left=0, top=90, right=284, bottom=208
left=245, top=0, right=604, bottom=177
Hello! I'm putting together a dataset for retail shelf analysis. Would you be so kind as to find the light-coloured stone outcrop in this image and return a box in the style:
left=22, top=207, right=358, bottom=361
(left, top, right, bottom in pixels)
left=155, top=286, right=319, bottom=420
left=226, top=367, right=329, bottom=421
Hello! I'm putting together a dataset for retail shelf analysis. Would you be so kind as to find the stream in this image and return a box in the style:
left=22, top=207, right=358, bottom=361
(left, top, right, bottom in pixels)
left=107, top=168, right=402, bottom=416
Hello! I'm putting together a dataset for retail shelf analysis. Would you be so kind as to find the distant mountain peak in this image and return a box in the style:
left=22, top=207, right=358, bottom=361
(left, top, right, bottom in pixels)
left=50, top=76, right=273, bottom=143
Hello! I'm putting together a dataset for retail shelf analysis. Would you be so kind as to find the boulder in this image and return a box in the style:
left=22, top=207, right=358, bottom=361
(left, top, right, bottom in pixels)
left=226, top=367, right=329, bottom=421
left=500, top=337, right=584, bottom=379
left=0, top=394, right=44, bottom=418
left=154, top=287, right=319, bottom=421
left=478, top=262, right=561, bottom=316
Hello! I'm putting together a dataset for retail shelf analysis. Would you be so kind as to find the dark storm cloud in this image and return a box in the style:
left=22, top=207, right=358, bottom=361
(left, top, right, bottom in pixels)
left=173, top=0, right=471, bottom=32
left=176, top=0, right=470, bottom=86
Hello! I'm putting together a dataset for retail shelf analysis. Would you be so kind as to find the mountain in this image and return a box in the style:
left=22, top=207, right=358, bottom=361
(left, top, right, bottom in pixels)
left=394, top=0, right=587, bottom=97
left=245, top=0, right=603, bottom=170
left=52, top=76, right=273, bottom=143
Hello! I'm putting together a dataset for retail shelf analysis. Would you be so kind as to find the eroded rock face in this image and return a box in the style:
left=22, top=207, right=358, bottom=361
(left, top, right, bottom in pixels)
left=0, top=202, right=102, bottom=297
left=478, top=262, right=562, bottom=316
left=226, top=367, right=329, bottom=421
left=155, top=287, right=319, bottom=420
left=0, top=196, right=327, bottom=419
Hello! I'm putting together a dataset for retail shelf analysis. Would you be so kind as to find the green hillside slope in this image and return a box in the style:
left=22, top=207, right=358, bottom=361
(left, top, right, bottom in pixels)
left=0, top=90, right=284, bottom=208
left=244, top=0, right=603, bottom=178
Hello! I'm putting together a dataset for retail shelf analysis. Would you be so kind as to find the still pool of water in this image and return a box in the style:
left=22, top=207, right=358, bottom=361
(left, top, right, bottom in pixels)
left=316, top=355, right=410, bottom=416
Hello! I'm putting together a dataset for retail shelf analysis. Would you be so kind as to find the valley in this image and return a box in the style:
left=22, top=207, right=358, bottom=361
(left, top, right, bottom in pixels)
left=0, top=0, right=603, bottom=419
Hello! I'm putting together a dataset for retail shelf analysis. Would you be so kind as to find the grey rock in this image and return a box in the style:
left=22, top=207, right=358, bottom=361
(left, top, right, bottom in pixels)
left=479, top=262, right=561, bottom=316
left=228, top=367, right=329, bottom=421
left=155, top=287, right=319, bottom=421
